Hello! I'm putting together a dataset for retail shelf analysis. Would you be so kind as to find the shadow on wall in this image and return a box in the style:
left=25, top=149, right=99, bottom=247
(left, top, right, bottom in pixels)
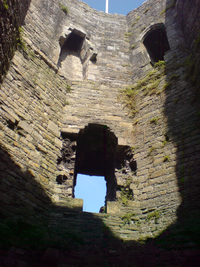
left=164, top=0, right=200, bottom=215
left=1, top=143, right=200, bottom=267
left=150, top=0, right=200, bottom=259
left=0, top=145, right=151, bottom=266
left=0, top=0, right=31, bottom=82
left=1, top=0, right=200, bottom=266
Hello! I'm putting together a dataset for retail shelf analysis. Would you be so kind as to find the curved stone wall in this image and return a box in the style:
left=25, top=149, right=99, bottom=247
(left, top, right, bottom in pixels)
left=0, top=0, right=200, bottom=245
left=176, top=0, right=200, bottom=48
left=0, top=0, right=31, bottom=82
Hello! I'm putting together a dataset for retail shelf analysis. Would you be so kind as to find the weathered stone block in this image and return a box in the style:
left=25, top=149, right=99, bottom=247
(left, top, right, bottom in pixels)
left=55, top=137, right=62, bottom=148
left=127, top=201, right=140, bottom=208
left=107, top=201, right=121, bottom=214
left=142, top=186, right=153, bottom=193
left=48, top=120, right=60, bottom=137
left=39, top=174, right=49, bottom=184
left=18, top=121, right=33, bottom=135
left=1, top=105, right=20, bottom=122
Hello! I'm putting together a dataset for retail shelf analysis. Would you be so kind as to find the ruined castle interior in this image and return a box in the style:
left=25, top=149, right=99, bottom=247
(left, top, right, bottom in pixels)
left=0, top=0, right=200, bottom=266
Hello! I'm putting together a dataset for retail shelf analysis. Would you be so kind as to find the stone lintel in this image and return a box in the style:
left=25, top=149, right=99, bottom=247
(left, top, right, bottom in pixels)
left=61, top=127, right=80, bottom=134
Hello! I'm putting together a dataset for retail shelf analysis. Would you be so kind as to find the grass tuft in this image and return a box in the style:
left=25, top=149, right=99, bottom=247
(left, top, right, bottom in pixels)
left=59, top=3, right=69, bottom=14
left=150, top=117, right=160, bottom=125
left=148, top=146, right=155, bottom=156
left=131, top=16, right=140, bottom=27
left=163, top=155, right=170, bottom=162
left=163, top=82, right=172, bottom=90
left=160, top=0, right=176, bottom=15
left=3, top=0, right=9, bottom=9
left=121, top=213, right=135, bottom=225
left=169, top=73, right=180, bottom=80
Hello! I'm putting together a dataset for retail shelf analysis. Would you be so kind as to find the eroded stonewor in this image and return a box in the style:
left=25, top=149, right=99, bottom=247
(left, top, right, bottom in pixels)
left=0, top=0, right=200, bottom=266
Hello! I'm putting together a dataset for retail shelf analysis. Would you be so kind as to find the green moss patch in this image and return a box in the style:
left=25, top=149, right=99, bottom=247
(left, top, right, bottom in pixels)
left=121, top=61, right=166, bottom=118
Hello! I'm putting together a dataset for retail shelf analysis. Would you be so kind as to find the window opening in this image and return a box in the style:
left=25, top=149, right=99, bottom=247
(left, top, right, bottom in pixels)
left=75, top=174, right=106, bottom=213
left=143, top=26, right=170, bottom=63
left=57, top=30, right=86, bottom=80
left=62, top=32, right=85, bottom=53
left=73, top=124, right=118, bottom=205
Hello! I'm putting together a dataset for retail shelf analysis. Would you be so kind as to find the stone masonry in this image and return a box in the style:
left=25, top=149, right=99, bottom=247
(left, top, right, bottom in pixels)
left=0, top=0, right=200, bottom=266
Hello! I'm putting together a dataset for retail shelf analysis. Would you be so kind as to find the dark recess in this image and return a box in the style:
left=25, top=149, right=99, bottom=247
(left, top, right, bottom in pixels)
left=62, top=32, right=84, bottom=52
left=143, top=27, right=170, bottom=63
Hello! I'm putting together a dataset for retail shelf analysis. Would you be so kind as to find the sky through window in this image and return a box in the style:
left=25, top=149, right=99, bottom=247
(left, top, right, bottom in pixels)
left=75, top=174, right=106, bottom=213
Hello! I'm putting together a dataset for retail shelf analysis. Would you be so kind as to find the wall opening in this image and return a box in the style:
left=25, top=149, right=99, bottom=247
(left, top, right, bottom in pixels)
left=75, top=173, right=106, bottom=213
left=62, top=31, right=85, bottom=53
left=73, top=124, right=118, bottom=207
left=57, top=29, right=86, bottom=80
left=143, top=24, right=170, bottom=64
left=57, top=28, right=98, bottom=80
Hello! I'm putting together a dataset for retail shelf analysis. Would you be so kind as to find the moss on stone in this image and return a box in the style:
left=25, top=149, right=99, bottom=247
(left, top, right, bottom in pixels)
left=160, top=0, right=176, bottom=16
left=121, top=61, right=166, bottom=118
left=146, top=210, right=160, bottom=223
left=121, top=212, right=135, bottom=225
left=3, top=0, right=9, bottom=9
left=131, top=16, right=140, bottom=27
left=150, top=117, right=160, bottom=125
left=59, top=3, right=69, bottom=14
left=163, top=82, right=172, bottom=90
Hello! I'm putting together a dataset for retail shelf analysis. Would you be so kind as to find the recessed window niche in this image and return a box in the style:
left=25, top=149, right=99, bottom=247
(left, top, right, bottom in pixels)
left=57, top=29, right=85, bottom=80
left=143, top=24, right=170, bottom=64
left=57, top=28, right=98, bottom=80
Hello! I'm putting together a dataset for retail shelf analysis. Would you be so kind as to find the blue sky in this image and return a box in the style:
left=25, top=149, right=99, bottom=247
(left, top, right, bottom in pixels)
left=75, top=174, right=106, bottom=213
left=80, top=0, right=146, bottom=15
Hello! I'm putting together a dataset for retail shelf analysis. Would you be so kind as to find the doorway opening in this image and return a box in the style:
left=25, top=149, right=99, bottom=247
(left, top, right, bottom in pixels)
left=75, top=173, right=106, bottom=213
left=73, top=124, right=118, bottom=208
left=143, top=24, right=170, bottom=64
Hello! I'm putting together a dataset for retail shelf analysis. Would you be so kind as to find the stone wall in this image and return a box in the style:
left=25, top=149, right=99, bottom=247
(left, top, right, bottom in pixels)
left=122, top=0, right=200, bottom=226
left=0, top=0, right=200, bottom=247
left=0, top=42, right=83, bottom=221
left=121, top=0, right=183, bottom=218
left=127, top=0, right=167, bottom=78
left=176, top=0, right=200, bottom=48
left=24, top=0, right=131, bottom=84
left=0, top=0, right=31, bottom=82
left=23, top=0, right=134, bottom=143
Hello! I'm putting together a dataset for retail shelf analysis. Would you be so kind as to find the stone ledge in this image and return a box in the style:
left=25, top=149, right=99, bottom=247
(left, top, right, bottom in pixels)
left=51, top=196, right=83, bottom=211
